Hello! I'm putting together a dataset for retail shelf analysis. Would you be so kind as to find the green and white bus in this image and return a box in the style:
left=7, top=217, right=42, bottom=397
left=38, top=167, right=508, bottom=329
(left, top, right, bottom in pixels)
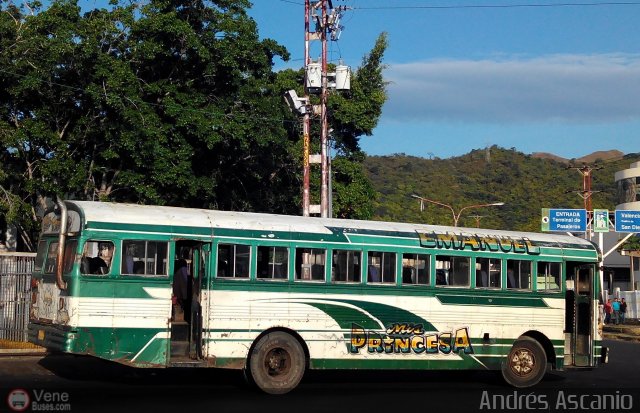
left=29, top=200, right=608, bottom=394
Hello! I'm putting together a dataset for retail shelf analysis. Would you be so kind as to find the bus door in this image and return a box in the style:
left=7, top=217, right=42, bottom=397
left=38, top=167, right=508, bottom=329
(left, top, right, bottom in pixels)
left=189, top=243, right=211, bottom=360
left=565, top=263, right=594, bottom=367
left=170, top=241, right=210, bottom=365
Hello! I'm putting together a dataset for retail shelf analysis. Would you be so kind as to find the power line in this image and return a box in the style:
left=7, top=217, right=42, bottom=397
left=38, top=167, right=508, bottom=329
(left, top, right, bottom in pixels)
left=278, top=0, right=640, bottom=10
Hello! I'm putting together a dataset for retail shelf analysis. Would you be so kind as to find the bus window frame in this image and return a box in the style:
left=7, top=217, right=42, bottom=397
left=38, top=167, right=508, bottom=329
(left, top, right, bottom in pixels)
left=330, top=248, right=363, bottom=284
left=79, top=239, right=116, bottom=277
left=34, top=239, right=48, bottom=273
left=120, top=239, right=169, bottom=279
left=256, top=244, right=290, bottom=281
left=215, top=242, right=252, bottom=280
left=401, top=252, right=430, bottom=287
left=294, top=246, right=327, bottom=283
left=474, top=256, right=502, bottom=290
left=435, top=254, right=470, bottom=288
left=62, top=239, right=78, bottom=274
left=365, top=250, right=397, bottom=286
left=505, top=258, right=533, bottom=291
left=534, top=260, right=563, bottom=293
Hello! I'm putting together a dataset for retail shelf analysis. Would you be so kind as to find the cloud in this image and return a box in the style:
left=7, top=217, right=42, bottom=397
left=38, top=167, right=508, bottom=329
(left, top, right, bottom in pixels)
left=383, top=54, right=640, bottom=123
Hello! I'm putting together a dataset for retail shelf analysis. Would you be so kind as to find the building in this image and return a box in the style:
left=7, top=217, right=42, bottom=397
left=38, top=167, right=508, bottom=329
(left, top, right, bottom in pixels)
left=608, top=160, right=640, bottom=292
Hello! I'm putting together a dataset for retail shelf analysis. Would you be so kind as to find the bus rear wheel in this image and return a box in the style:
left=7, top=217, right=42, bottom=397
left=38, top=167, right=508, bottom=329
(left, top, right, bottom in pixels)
left=247, top=331, right=306, bottom=395
left=502, top=337, right=547, bottom=388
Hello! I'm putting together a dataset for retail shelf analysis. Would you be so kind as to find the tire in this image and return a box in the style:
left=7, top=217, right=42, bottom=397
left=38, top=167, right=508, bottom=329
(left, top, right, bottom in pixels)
left=501, top=337, right=547, bottom=388
left=247, top=331, right=306, bottom=395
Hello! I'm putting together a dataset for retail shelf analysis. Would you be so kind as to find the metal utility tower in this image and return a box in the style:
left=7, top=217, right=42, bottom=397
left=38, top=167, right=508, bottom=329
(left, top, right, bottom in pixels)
left=568, top=164, right=603, bottom=212
left=566, top=163, right=603, bottom=237
left=301, top=0, right=348, bottom=218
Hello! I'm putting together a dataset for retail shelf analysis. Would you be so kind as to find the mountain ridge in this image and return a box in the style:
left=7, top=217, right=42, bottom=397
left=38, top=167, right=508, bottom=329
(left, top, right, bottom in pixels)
left=364, top=146, right=640, bottom=232
left=531, top=150, right=625, bottom=164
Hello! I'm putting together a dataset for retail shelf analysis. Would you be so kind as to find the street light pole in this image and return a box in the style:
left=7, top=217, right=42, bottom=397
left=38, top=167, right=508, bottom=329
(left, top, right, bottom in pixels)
left=410, top=194, right=504, bottom=227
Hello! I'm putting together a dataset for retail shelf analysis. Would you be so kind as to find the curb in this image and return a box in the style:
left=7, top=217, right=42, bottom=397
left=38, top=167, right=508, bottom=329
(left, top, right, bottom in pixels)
left=0, top=348, right=48, bottom=356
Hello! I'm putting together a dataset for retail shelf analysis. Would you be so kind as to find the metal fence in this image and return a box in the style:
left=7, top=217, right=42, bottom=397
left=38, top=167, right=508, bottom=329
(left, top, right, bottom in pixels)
left=0, top=253, right=36, bottom=342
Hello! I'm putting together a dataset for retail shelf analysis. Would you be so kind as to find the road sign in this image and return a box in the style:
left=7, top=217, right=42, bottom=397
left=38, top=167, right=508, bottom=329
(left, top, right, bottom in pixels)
left=541, top=208, right=587, bottom=232
left=593, top=209, right=609, bottom=232
left=615, top=210, right=640, bottom=233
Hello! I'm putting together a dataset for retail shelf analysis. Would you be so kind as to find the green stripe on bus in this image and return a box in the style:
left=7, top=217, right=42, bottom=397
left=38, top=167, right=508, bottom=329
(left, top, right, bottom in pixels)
left=334, top=299, right=436, bottom=330
left=436, top=294, right=549, bottom=307
left=302, top=302, right=382, bottom=329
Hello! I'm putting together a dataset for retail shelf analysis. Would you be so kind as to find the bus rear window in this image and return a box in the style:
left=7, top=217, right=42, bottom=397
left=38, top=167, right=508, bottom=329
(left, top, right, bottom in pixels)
left=63, top=240, right=77, bottom=273
left=34, top=240, right=48, bottom=272
left=45, top=242, right=59, bottom=274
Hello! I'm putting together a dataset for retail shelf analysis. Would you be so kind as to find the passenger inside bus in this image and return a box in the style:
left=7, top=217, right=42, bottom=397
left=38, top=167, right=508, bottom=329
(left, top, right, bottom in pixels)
left=81, top=241, right=114, bottom=275
left=368, top=266, right=380, bottom=282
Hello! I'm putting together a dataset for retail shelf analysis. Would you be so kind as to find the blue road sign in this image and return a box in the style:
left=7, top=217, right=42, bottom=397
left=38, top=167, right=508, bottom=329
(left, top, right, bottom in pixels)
left=615, top=210, right=640, bottom=233
left=541, top=208, right=587, bottom=232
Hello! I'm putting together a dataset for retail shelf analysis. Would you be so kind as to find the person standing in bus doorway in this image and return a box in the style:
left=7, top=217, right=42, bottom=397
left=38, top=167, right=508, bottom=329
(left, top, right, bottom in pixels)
left=620, top=298, right=627, bottom=324
left=604, top=299, right=613, bottom=324
left=612, top=298, right=621, bottom=325
left=172, top=250, right=192, bottom=323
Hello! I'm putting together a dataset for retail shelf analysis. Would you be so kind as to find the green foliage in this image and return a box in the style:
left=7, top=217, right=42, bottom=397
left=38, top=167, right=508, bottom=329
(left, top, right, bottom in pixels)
left=619, top=235, right=640, bottom=253
left=365, top=146, right=640, bottom=231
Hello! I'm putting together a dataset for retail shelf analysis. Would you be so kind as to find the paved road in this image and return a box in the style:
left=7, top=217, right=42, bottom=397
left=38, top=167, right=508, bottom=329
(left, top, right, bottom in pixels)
left=1, top=339, right=638, bottom=413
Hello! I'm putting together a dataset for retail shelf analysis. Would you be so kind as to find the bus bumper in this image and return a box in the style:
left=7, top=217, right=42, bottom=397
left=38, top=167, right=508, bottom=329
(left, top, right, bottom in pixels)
left=27, top=322, right=73, bottom=352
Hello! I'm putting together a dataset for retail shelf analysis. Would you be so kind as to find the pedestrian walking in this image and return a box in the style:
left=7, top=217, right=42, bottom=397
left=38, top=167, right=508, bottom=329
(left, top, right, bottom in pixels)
left=604, top=299, right=613, bottom=324
left=620, top=298, right=627, bottom=325
left=612, top=298, right=621, bottom=325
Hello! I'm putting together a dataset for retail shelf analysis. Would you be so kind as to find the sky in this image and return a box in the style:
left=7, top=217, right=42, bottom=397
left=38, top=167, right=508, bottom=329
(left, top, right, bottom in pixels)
left=246, top=0, right=640, bottom=159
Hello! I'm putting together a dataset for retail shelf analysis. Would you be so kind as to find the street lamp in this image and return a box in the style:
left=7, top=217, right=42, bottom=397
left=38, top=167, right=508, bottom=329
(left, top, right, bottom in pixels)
left=410, top=194, right=505, bottom=227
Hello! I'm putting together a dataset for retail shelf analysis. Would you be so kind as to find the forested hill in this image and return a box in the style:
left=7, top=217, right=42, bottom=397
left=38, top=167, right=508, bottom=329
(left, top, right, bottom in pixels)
left=364, top=146, right=640, bottom=232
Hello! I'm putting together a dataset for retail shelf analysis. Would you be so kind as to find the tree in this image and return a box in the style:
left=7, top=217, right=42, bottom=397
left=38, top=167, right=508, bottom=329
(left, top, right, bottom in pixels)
left=1, top=0, right=389, bottom=249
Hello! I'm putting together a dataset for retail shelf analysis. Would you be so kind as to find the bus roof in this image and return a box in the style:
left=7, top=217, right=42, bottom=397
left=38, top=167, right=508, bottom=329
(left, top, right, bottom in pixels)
left=64, top=200, right=596, bottom=250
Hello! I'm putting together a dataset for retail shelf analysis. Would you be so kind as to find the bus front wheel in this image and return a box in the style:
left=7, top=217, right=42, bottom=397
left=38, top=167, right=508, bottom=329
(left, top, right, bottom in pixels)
left=247, top=331, right=306, bottom=395
left=502, top=337, right=547, bottom=388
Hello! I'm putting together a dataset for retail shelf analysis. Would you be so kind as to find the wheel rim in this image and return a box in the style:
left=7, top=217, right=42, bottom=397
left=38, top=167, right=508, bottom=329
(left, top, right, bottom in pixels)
left=264, top=347, right=291, bottom=378
left=509, top=347, right=536, bottom=377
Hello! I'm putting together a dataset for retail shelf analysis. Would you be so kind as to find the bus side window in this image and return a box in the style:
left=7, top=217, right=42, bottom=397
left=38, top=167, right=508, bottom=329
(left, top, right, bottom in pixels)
left=401, top=253, right=430, bottom=286
left=506, top=259, right=532, bottom=290
left=367, top=251, right=396, bottom=284
left=120, top=240, right=167, bottom=276
left=216, top=243, right=250, bottom=278
left=295, top=248, right=325, bottom=281
left=332, top=250, right=361, bottom=283
left=80, top=240, right=114, bottom=275
left=436, top=255, right=469, bottom=287
left=537, top=261, right=561, bottom=291
left=475, top=257, right=501, bottom=289
left=257, top=246, right=288, bottom=280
